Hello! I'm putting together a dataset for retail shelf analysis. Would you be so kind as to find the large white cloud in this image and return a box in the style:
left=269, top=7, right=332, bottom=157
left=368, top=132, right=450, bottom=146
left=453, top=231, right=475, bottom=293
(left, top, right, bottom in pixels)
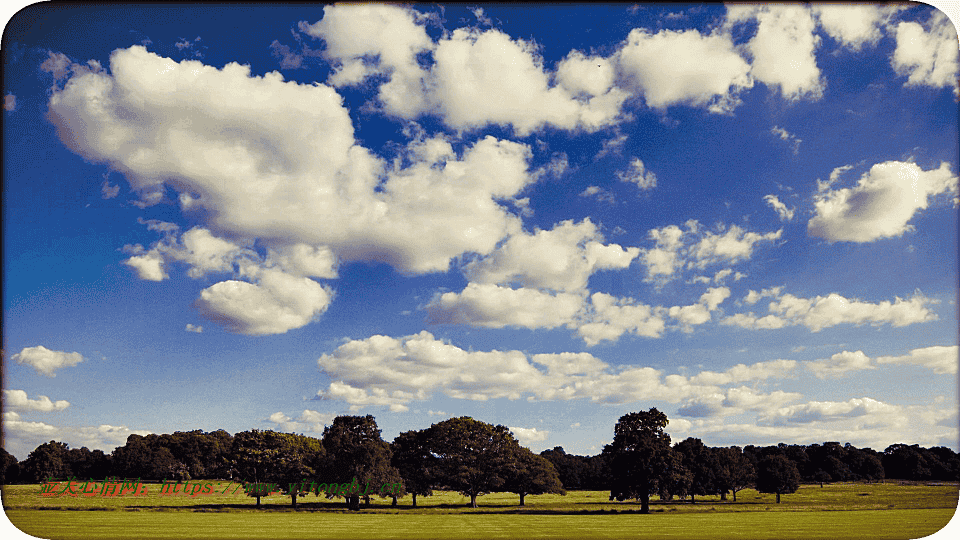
left=812, top=4, right=900, bottom=51
left=760, top=397, right=900, bottom=425
left=301, top=5, right=626, bottom=134
left=11, top=346, right=84, bottom=377
left=808, top=161, right=958, bottom=243
left=616, top=27, right=752, bottom=113
left=722, top=290, right=938, bottom=332
left=576, top=292, right=667, bottom=345
left=876, top=345, right=958, bottom=375
left=891, top=10, right=959, bottom=95
left=2, top=389, right=70, bottom=412
left=315, top=331, right=801, bottom=410
left=2, top=412, right=151, bottom=461
left=726, top=4, right=824, bottom=101
left=425, top=283, right=585, bottom=330
left=461, top=219, right=639, bottom=292
left=195, top=268, right=334, bottom=336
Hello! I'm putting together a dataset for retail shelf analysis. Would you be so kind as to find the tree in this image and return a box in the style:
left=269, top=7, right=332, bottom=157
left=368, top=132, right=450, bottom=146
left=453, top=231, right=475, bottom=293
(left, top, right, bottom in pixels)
left=673, top=438, right=719, bottom=503
left=756, top=455, right=800, bottom=503
left=20, top=441, right=70, bottom=483
left=715, top=446, right=754, bottom=502
left=602, top=408, right=673, bottom=514
left=391, top=430, right=434, bottom=506
left=231, top=430, right=283, bottom=507
left=322, top=415, right=398, bottom=510
left=274, top=433, right=325, bottom=508
left=504, top=447, right=565, bottom=506
left=1, top=448, right=21, bottom=485
left=425, top=416, right=519, bottom=508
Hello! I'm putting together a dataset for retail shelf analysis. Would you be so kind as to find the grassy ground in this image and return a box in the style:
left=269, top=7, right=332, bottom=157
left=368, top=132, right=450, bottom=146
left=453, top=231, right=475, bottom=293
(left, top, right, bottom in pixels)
left=3, top=481, right=958, bottom=539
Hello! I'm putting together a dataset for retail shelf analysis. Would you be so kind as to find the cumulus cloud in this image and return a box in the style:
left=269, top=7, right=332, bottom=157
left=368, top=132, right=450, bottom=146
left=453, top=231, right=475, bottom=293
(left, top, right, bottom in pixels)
left=806, top=350, right=874, bottom=379
left=315, top=331, right=802, bottom=410
left=195, top=268, right=334, bottom=336
left=723, top=290, right=938, bottom=332
left=764, top=194, right=795, bottom=221
left=639, top=221, right=782, bottom=283
left=891, top=10, right=959, bottom=95
left=726, top=4, right=824, bottom=101
left=760, top=397, right=900, bottom=425
left=510, top=426, right=549, bottom=445
left=617, top=27, right=752, bottom=113
left=876, top=345, right=958, bottom=375
left=2, top=413, right=152, bottom=460
left=668, top=287, right=731, bottom=332
left=425, top=283, right=585, bottom=330
left=268, top=410, right=336, bottom=433
left=301, top=5, right=626, bottom=134
left=808, top=161, right=958, bottom=243
left=678, top=386, right=801, bottom=418
left=3, top=389, right=70, bottom=412
left=616, top=157, right=657, bottom=190
left=812, top=4, right=899, bottom=51
left=461, top=219, right=639, bottom=292
left=11, top=346, right=84, bottom=377
left=577, top=292, right=667, bottom=345
left=579, top=185, right=616, bottom=204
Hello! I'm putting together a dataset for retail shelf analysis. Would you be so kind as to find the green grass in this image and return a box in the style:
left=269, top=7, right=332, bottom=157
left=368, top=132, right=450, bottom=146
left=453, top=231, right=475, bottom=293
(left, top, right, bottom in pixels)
left=3, top=482, right=958, bottom=539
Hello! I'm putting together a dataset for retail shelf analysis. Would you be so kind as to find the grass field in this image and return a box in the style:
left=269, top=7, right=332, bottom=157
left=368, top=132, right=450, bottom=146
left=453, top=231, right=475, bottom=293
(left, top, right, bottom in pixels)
left=3, top=482, right=958, bottom=539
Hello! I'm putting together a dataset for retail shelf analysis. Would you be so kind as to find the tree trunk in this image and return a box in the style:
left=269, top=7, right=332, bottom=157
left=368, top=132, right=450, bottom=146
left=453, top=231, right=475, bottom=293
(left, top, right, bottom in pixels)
left=519, top=493, right=525, bottom=506
left=776, top=492, right=781, bottom=503
left=391, top=495, right=397, bottom=506
left=690, top=493, right=695, bottom=504
left=291, top=491, right=297, bottom=508
left=720, top=491, right=727, bottom=501
left=363, top=494, right=370, bottom=506
left=412, top=493, right=417, bottom=507
left=470, top=493, right=477, bottom=508
left=732, top=490, right=737, bottom=502
left=255, top=495, right=261, bottom=508
left=639, top=492, right=650, bottom=514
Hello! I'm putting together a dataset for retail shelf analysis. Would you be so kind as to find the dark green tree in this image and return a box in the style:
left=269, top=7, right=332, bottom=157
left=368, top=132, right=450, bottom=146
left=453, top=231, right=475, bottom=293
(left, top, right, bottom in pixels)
left=715, top=446, right=754, bottom=502
left=425, top=416, right=519, bottom=508
left=504, top=446, right=565, bottom=506
left=756, top=455, right=800, bottom=503
left=1, top=448, right=21, bottom=485
left=673, top=438, right=720, bottom=503
left=20, top=441, right=70, bottom=483
left=391, top=429, right=434, bottom=506
left=231, top=430, right=283, bottom=507
left=602, top=408, right=673, bottom=513
left=274, top=432, right=325, bottom=508
left=321, top=415, right=397, bottom=510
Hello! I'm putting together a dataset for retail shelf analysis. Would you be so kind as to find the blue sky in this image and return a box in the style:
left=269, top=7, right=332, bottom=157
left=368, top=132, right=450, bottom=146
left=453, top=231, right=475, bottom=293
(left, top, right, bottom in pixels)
left=3, top=2, right=959, bottom=463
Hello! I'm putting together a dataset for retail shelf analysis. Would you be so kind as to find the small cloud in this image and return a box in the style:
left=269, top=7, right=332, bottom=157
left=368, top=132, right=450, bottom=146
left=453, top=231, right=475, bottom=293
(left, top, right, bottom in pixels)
left=579, top=185, right=616, bottom=204
left=185, top=323, right=203, bottom=333
left=4, top=94, right=15, bottom=111
left=770, top=126, right=802, bottom=155
left=101, top=180, right=120, bottom=199
left=427, top=410, right=447, bottom=417
left=764, top=194, right=795, bottom=221
left=510, top=426, right=549, bottom=444
left=10, top=345, right=84, bottom=377
left=617, top=157, right=657, bottom=190
left=570, top=422, right=581, bottom=428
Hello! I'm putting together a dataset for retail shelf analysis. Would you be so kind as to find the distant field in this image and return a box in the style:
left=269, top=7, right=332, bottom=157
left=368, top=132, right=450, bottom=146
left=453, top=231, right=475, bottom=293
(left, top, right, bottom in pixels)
left=3, top=482, right=957, bottom=539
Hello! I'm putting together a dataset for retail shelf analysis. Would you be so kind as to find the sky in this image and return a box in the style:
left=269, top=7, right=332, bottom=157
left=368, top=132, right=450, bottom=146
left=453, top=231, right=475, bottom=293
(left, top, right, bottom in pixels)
left=2, top=2, right=959, bottom=464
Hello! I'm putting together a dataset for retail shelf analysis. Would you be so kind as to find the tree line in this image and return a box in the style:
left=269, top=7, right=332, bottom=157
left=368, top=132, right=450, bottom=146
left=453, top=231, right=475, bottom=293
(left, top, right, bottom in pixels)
left=2, top=410, right=957, bottom=510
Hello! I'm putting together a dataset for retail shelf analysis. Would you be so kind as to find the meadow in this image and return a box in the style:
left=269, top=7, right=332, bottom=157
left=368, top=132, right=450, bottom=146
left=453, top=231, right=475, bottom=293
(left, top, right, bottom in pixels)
left=2, top=481, right=957, bottom=539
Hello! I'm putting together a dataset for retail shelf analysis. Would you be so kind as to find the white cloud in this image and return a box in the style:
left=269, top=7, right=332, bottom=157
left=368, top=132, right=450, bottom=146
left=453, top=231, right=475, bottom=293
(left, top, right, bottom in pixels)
left=726, top=4, right=824, bottom=101
left=689, top=224, right=782, bottom=269
left=185, top=323, right=203, bottom=333
left=616, top=157, right=657, bottom=190
left=11, top=345, right=84, bottom=377
left=302, top=5, right=626, bottom=134
left=891, top=10, right=959, bottom=95
left=808, top=161, right=958, bottom=243
left=3, top=389, right=70, bottom=412
left=315, top=331, right=805, bottom=410
left=743, top=286, right=783, bottom=305
left=876, top=345, right=958, bottom=375
left=462, top=219, right=639, bottom=292
left=723, top=290, right=938, bottom=332
left=49, top=46, right=539, bottom=279
left=668, top=287, right=731, bottom=332
left=764, top=194, right=795, bottom=221
left=195, top=268, right=334, bottom=336
left=2, top=414, right=151, bottom=460
left=577, top=292, right=666, bottom=345
left=268, top=410, right=336, bottom=433
left=425, top=283, right=584, bottom=330
left=617, top=27, right=752, bottom=113
left=812, top=4, right=898, bottom=51
left=770, top=126, right=801, bottom=155
left=4, top=94, right=15, bottom=111
left=101, top=180, right=120, bottom=199
left=579, top=185, right=616, bottom=204
left=510, top=426, right=549, bottom=444
left=806, top=350, right=874, bottom=379
left=760, top=397, right=900, bottom=425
